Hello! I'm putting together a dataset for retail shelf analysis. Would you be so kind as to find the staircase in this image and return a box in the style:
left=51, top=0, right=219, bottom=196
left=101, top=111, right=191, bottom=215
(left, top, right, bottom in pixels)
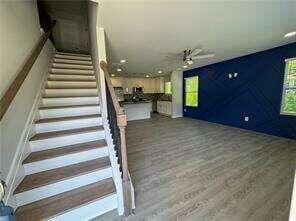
left=14, top=52, right=118, bottom=220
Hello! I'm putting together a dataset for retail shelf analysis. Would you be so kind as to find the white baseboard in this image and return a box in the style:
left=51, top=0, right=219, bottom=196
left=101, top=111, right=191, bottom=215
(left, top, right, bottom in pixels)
left=171, top=114, right=183, bottom=118
left=289, top=170, right=296, bottom=221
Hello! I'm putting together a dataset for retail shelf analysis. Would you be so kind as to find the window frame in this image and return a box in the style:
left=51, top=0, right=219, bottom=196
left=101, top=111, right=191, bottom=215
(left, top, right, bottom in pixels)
left=165, top=81, right=172, bottom=94
left=280, top=57, right=296, bottom=116
left=185, top=75, right=199, bottom=107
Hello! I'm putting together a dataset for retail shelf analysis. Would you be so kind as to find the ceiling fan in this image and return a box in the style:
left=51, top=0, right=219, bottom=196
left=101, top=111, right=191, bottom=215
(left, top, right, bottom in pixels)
left=183, top=48, right=215, bottom=65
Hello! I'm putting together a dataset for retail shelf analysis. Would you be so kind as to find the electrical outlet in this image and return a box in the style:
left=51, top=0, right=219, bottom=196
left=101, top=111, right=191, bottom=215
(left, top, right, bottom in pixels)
left=244, top=116, right=249, bottom=122
left=228, top=73, right=232, bottom=78
left=234, top=73, right=238, bottom=77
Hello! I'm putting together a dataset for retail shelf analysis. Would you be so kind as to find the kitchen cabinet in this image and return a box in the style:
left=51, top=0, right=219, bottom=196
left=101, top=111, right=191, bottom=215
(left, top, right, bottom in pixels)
left=157, top=101, right=171, bottom=116
left=110, top=76, right=165, bottom=94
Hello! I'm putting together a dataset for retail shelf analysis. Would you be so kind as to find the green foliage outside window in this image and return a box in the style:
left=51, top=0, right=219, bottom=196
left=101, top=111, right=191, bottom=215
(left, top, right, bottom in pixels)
left=185, top=76, right=199, bottom=107
left=282, top=58, right=296, bottom=115
left=165, top=82, right=172, bottom=94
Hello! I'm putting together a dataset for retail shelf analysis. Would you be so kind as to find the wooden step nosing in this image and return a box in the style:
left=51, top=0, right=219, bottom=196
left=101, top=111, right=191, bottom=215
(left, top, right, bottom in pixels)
left=56, top=52, right=91, bottom=57
left=29, top=126, right=103, bottom=141
left=23, top=141, right=107, bottom=164
left=49, top=72, right=95, bottom=76
left=15, top=179, right=115, bottom=221
left=42, top=95, right=99, bottom=99
left=51, top=66, right=94, bottom=71
left=35, top=114, right=102, bottom=124
left=45, top=87, right=97, bottom=90
left=14, top=164, right=111, bottom=194
left=52, top=63, right=93, bottom=67
left=53, top=61, right=93, bottom=65
left=47, top=80, right=96, bottom=83
left=50, top=191, right=116, bottom=220
left=39, top=104, right=99, bottom=110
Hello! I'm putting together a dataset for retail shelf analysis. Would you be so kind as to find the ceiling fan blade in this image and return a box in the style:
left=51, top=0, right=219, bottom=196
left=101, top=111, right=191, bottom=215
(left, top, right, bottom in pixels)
left=191, top=54, right=215, bottom=60
left=190, top=48, right=203, bottom=56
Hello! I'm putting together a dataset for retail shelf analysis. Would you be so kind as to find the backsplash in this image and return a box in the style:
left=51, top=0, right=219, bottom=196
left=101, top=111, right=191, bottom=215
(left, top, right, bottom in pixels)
left=123, top=93, right=172, bottom=111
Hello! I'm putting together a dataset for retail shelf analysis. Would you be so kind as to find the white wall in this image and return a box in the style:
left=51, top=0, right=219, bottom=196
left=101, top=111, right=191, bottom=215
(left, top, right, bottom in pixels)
left=0, top=1, right=41, bottom=97
left=171, top=70, right=183, bottom=118
left=0, top=1, right=55, bottom=184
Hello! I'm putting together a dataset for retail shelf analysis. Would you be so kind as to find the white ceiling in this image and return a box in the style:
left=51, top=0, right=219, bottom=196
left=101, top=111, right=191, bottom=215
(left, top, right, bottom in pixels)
left=99, top=0, right=296, bottom=76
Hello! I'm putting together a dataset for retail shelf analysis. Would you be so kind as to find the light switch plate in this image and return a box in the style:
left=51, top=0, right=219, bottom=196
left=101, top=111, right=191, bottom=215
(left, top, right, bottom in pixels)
left=244, top=116, right=249, bottom=122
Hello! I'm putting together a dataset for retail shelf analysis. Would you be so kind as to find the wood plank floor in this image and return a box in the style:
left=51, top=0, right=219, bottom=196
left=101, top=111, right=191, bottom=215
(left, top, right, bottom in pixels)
left=93, top=114, right=296, bottom=221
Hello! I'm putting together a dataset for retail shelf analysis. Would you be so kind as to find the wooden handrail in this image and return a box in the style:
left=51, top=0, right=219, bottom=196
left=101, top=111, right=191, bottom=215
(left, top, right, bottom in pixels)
left=100, top=60, right=133, bottom=216
left=0, top=21, right=56, bottom=121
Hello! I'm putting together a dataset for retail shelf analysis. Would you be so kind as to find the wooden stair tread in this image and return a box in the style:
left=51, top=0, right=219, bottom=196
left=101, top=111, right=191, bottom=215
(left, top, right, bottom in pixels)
left=53, top=61, right=93, bottom=65
left=51, top=66, right=93, bottom=70
left=42, top=94, right=98, bottom=98
left=38, top=104, right=99, bottom=110
left=49, top=72, right=94, bottom=76
left=47, top=79, right=96, bottom=82
left=15, top=178, right=115, bottom=221
left=52, top=63, right=93, bottom=67
left=23, top=140, right=107, bottom=164
left=15, top=157, right=111, bottom=194
left=56, top=52, right=91, bottom=57
left=35, top=114, right=101, bottom=124
left=53, top=57, right=91, bottom=61
left=29, top=126, right=103, bottom=141
left=45, top=86, right=97, bottom=89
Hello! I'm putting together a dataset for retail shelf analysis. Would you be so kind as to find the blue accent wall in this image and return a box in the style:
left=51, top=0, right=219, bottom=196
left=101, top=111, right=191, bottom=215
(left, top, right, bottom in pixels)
left=183, top=43, right=296, bottom=139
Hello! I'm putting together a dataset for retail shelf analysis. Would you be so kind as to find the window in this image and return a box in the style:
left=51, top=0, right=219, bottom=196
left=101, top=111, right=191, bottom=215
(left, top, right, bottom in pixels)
left=185, top=76, right=199, bottom=107
left=165, top=82, right=172, bottom=94
left=281, top=58, right=296, bottom=115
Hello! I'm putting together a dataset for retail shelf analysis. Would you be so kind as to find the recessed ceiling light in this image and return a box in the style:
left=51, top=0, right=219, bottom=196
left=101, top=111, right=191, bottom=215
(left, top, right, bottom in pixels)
left=183, top=65, right=188, bottom=69
left=284, top=31, right=296, bottom=38
left=117, top=68, right=122, bottom=72
left=146, top=75, right=149, bottom=78
left=120, top=59, right=126, bottom=63
left=111, top=74, right=115, bottom=77
left=158, top=70, right=162, bottom=74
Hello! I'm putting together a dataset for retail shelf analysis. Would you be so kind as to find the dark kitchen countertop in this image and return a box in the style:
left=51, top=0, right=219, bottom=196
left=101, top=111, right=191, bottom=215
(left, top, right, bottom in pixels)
left=120, top=100, right=152, bottom=106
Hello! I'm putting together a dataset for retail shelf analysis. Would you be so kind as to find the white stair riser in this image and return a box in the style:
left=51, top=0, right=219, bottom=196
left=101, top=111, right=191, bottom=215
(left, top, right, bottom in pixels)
left=54, top=54, right=91, bottom=61
left=51, top=68, right=94, bottom=75
left=35, top=117, right=102, bottom=133
left=49, top=194, right=117, bottom=221
left=49, top=74, right=95, bottom=81
left=53, top=58, right=92, bottom=65
left=15, top=168, right=112, bottom=206
left=30, top=130, right=105, bottom=151
left=52, top=63, right=93, bottom=70
left=42, top=97, right=99, bottom=107
left=39, top=106, right=101, bottom=119
left=44, top=88, right=98, bottom=97
left=24, top=147, right=108, bottom=174
left=46, top=81, right=97, bottom=88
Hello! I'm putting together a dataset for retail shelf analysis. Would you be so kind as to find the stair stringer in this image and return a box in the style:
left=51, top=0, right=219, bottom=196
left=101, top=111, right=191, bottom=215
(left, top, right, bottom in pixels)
left=4, top=66, right=52, bottom=209
left=102, top=117, right=125, bottom=215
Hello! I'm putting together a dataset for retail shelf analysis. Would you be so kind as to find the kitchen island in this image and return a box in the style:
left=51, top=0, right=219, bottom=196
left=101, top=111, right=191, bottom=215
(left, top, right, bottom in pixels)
left=121, top=101, right=152, bottom=121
